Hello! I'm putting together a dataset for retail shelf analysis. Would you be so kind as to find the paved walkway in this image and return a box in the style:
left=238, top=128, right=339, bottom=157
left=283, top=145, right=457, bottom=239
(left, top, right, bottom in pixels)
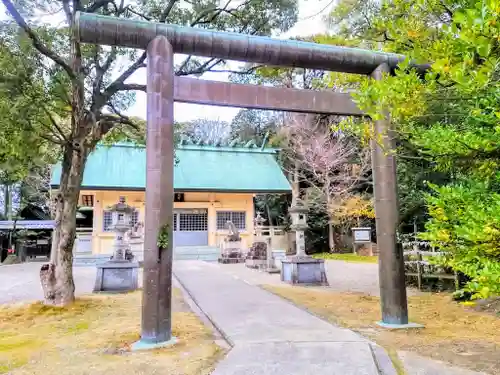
left=174, top=260, right=386, bottom=375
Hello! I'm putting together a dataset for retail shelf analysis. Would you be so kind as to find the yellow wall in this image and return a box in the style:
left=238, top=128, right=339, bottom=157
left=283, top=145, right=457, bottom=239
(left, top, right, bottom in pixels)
left=80, top=190, right=255, bottom=254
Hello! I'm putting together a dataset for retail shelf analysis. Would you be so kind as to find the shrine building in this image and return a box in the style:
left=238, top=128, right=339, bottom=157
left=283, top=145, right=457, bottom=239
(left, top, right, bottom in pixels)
left=50, top=142, right=291, bottom=259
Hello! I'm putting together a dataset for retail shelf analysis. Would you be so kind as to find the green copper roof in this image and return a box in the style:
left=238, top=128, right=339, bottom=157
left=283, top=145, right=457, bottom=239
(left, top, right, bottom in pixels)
left=50, top=143, right=291, bottom=193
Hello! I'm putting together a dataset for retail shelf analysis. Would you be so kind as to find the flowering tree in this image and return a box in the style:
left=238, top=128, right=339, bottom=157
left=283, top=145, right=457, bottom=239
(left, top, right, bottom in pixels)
left=282, top=113, right=371, bottom=251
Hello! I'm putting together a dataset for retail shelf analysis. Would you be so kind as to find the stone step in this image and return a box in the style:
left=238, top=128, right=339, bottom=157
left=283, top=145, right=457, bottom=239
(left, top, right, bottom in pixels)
left=73, top=246, right=222, bottom=265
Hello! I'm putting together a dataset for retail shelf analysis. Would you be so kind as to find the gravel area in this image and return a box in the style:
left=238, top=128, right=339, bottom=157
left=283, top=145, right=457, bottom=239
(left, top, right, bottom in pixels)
left=209, top=260, right=420, bottom=297
left=1, top=259, right=415, bottom=305
left=212, top=260, right=382, bottom=295
left=0, top=263, right=144, bottom=305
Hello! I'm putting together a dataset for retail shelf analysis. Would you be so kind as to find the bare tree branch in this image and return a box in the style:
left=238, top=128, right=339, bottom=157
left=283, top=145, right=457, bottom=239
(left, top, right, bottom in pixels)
left=93, top=46, right=117, bottom=99
left=27, top=119, right=65, bottom=145
left=101, top=0, right=265, bottom=117
left=208, top=65, right=264, bottom=75
left=1, top=0, right=76, bottom=80
left=107, top=102, right=140, bottom=130
left=159, top=0, right=179, bottom=22
left=282, top=113, right=371, bottom=218
left=114, top=83, right=146, bottom=92
left=125, top=6, right=151, bottom=20
left=97, top=51, right=147, bottom=111
left=86, top=0, right=117, bottom=13
left=43, top=107, right=70, bottom=143
left=62, top=0, right=72, bottom=25
left=177, top=56, right=193, bottom=75
left=177, top=57, right=222, bottom=76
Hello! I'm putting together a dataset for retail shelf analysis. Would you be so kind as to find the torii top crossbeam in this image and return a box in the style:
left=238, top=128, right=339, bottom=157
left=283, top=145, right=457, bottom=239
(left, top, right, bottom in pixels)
left=75, top=12, right=419, bottom=75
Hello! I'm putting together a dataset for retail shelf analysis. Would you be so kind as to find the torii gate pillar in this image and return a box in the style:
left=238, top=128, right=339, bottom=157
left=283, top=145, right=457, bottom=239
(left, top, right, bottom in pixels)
left=132, top=36, right=176, bottom=349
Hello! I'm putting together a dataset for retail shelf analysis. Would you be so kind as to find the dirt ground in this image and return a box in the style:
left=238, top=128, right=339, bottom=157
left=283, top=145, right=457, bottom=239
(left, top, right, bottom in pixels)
left=0, top=289, right=224, bottom=375
left=265, top=285, right=500, bottom=375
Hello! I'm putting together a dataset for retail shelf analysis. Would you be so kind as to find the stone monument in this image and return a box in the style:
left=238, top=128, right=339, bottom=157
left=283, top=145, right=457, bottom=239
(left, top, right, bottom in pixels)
left=94, top=197, right=140, bottom=292
left=281, top=199, right=328, bottom=285
left=128, top=221, right=145, bottom=262
left=245, top=213, right=268, bottom=269
left=218, top=221, right=244, bottom=264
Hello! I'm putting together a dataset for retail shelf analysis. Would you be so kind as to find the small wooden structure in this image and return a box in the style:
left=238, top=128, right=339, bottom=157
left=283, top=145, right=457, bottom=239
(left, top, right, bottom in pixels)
left=351, top=227, right=373, bottom=255
left=403, top=242, right=459, bottom=291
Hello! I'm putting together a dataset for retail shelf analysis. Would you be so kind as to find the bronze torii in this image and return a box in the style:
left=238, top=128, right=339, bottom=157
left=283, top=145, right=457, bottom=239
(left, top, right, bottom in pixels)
left=75, top=12, right=415, bottom=347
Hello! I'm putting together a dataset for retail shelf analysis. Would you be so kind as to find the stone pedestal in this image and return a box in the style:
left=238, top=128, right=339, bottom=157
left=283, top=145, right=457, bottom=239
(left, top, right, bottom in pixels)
left=218, top=240, right=245, bottom=264
left=129, top=238, right=144, bottom=263
left=272, top=250, right=287, bottom=269
left=94, top=261, right=139, bottom=293
left=281, top=256, right=328, bottom=286
left=265, top=240, right=280, bottom=274
left=245, top=241, right=267, bottom=269
left=245, top=257, right=267, bottom=268
left=95, top=197, right=139, bottom=293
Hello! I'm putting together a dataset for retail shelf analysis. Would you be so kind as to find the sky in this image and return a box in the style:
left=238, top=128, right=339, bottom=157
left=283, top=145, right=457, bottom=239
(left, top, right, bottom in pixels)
left=125, top=0, right=332, bottom=123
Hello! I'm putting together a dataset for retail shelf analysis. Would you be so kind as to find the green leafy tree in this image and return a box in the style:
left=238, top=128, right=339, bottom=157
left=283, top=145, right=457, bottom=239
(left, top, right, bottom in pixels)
left=327, top=0, right=500, bottom=297
left=230, top=109, right=282, bottom=145
left=422, top=181, right=500, bottom=298
left=0, top=38, right=56, bottom=222
left=1, top=0, right=299, bottom=305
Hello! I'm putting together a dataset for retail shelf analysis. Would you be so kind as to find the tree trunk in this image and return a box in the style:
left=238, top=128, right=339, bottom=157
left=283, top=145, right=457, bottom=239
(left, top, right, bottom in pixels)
left=41, top=142, right=87, bottom=306
left=326, top=192, right=336, bottom=253
left=291, top=160, right=300, bottom=205
left=265, top=202, right=274, bottom=227
left=4, top=184, right=9, bottom=219
left=9, top=218, right=17, bottom=258
left=328, top=220, right=336, bottom=253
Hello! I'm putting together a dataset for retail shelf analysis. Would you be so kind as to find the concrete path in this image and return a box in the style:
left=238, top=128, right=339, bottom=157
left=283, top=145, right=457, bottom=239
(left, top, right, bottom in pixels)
left=174, top=260, right=388, bottom=375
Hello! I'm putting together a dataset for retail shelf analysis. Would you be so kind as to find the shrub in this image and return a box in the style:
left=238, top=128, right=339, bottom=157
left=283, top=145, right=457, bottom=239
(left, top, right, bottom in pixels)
left=421, top=180, right=500, bottom=299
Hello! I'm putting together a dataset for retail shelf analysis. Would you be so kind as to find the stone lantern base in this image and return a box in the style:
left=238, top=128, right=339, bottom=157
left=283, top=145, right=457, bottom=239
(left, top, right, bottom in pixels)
left=281, top=256, right=328, bottom=286
left=218, top=240, right=245, bottom=264
left=94, top=260, right=140, bottom=293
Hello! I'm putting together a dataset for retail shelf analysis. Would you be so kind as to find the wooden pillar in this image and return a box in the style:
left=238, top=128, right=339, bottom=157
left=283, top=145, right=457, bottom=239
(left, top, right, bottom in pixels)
left=371, top=63, right=409, bottom=325
left=139, top=35, right=175, bottom=346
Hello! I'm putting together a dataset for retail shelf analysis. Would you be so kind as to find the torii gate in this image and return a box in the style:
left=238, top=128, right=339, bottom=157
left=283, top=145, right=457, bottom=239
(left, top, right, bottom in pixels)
left=75, top=12, right=421, bottom=347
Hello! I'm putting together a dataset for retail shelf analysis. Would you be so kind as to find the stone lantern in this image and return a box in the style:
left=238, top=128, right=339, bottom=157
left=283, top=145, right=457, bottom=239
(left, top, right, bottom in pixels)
left=94, top=197, right=139, bottom=293
left=109, top=197, right=136, bottom=261
left=289, top=199, right=308, bottom=257
left=281, top=198, right=328, bottom=286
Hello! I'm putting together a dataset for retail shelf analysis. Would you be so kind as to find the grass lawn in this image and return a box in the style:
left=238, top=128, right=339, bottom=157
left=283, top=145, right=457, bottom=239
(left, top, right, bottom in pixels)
left=0, top=290, right=224, bottom=375
left=312, top=252, right=378, bottom=264
left=264, top=286, right=500, bottom=375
